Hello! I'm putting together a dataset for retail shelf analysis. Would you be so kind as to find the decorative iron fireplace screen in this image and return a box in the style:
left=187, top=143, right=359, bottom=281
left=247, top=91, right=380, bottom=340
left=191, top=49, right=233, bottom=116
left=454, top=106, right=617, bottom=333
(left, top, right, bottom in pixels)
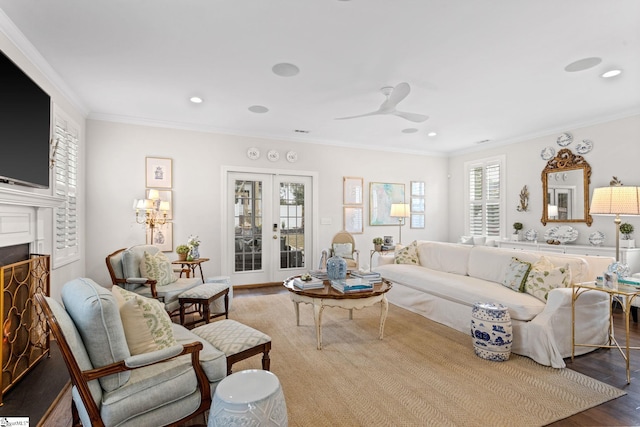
left=1, top=254, right=50, bottom=404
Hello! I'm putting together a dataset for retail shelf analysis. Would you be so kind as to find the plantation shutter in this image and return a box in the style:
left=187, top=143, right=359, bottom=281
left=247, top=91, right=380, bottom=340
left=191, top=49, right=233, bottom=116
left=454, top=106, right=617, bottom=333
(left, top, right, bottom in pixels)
left=466, top=157, right=504, bottom=237
left=53, top=113, right=80, bottom=267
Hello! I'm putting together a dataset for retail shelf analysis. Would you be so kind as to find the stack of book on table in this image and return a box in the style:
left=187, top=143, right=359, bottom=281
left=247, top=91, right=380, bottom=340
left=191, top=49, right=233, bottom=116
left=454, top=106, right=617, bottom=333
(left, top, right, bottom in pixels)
left=309, top=269, right=328, bottom=280
left=293, top=277, right=325, bottom=289
left=350, top=271, right=382, bottom=284
left=330, top=278, right=374, bottom=293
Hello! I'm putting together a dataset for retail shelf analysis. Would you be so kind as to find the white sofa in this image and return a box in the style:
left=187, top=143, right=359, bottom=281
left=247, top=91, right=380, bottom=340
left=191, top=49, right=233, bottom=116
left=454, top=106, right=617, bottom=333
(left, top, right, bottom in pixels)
left=374, top=241, right=614, bottom=368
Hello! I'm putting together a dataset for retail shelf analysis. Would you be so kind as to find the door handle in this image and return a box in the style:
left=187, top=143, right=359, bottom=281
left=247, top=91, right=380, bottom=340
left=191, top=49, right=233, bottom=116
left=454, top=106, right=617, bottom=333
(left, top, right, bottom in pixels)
left=273, top=235, right=278, bottom=239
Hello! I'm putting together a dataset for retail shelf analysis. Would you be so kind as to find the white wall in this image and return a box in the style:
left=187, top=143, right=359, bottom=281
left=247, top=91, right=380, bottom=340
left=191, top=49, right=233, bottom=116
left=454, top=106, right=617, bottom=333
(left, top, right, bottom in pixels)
left=85, top=119, right=449, bottom=286
left=448, top=114, right=640, bottom=247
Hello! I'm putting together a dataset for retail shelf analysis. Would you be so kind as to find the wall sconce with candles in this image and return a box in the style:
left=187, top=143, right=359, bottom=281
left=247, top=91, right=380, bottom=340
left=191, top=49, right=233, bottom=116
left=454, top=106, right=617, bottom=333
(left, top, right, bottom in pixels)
left=390, top=203, right=410, bottom=245
left=134, top=189, right=171, bottom=244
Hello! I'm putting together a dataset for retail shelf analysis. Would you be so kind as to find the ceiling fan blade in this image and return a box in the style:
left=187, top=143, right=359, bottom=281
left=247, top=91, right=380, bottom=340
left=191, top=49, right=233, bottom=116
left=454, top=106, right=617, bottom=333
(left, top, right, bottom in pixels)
left=393, top=111, right=429, bottom=123
left=335, top=111, right=381, bottom=120
left=380, top=82, right=411, bottom=111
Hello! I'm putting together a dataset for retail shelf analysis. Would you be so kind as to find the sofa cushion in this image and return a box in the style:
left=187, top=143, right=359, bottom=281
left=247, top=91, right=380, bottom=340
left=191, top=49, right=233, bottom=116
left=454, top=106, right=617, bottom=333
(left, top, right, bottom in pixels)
left=333, top=243, right=353, bottom=259
left=375, top=263, right=545, bottom=321
left=395, top=241, right=419, bottom=265
left=502, top=257, right=532, bottom=292
left=524, top=256, right=571, bottom=302
left=140, top=250, right=177, bottom=286
left=418, top=242, right=471, bottom=275
left=61, top=278, right=131, bottom=392
left=172, top=324, right=227, bottom=384
left=112, top=287, right=179, bottom=355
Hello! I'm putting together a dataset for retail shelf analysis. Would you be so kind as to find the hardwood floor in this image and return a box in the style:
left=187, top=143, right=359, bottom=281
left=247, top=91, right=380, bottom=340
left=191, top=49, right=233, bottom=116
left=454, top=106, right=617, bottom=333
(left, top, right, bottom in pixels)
left=26, top=286, right=640, bottom=426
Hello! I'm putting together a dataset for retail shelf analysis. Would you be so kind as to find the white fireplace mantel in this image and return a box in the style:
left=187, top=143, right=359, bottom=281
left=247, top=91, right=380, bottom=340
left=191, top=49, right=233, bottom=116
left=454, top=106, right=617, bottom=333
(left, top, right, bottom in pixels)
left=0, top=186, right=65, bottom=208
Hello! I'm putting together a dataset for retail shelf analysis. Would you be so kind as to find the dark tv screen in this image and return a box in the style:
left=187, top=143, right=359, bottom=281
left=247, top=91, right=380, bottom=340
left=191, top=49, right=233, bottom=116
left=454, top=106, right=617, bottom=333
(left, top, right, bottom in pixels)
left=0, top=50, right=51, bottom=189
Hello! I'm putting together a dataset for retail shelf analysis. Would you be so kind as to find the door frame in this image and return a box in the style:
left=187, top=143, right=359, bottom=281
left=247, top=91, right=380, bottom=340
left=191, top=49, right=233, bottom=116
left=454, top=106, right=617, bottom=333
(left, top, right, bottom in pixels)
left=220, top=165, right=319, bottom=283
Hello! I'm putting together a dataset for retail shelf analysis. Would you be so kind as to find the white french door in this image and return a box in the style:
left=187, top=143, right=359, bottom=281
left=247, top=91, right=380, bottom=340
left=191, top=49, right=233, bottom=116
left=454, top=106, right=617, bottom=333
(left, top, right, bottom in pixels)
left=226, top=171, right=313, bottom=285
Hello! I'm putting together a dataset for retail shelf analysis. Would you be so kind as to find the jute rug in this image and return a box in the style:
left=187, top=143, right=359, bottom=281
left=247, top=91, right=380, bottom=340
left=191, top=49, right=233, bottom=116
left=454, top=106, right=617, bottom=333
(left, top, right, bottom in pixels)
left=230, top=293, right=625, bottom=427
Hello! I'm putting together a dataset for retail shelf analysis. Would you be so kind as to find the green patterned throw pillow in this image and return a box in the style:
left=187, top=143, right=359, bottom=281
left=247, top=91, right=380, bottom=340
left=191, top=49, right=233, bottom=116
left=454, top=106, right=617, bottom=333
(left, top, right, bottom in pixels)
left=502, top=257, right=532, bottom=292
left=139, top=250, right=176, bottom=286
left=524, top=256, right=571, bottom=302
left=395, top=241, right=420, bottom=265
left=112, top=286, right=178, bottom=355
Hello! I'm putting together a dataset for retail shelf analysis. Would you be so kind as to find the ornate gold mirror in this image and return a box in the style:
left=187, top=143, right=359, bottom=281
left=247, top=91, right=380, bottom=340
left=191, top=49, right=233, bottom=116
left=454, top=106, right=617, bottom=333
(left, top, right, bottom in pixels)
left=541, top=148, right=592, bottom=226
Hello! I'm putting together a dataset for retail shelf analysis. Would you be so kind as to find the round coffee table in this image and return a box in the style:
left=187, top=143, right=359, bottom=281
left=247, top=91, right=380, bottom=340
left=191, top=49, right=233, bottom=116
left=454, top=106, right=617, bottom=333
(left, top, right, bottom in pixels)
left=283, top=276, right=392, bottom=349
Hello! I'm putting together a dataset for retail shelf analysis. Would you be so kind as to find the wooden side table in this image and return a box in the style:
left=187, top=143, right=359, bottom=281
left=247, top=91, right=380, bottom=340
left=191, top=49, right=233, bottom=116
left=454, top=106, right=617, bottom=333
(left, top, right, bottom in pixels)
left=172, top=258, right=210, bottom=283
left=571, top=281, right=640, bottom=383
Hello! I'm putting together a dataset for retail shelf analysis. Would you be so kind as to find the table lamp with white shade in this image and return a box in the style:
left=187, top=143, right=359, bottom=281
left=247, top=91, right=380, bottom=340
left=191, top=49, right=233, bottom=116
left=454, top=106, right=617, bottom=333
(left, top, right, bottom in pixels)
left=390, top=203, right=410, bottom=245
left=589, top=185, right=640, bottom=262
left=548, top=205, right=559, bottom=219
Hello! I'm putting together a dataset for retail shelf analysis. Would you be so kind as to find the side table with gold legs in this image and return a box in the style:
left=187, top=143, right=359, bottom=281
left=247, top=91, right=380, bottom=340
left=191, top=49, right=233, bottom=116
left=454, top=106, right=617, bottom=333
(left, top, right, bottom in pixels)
left=571, top=281, right=640, bottom=384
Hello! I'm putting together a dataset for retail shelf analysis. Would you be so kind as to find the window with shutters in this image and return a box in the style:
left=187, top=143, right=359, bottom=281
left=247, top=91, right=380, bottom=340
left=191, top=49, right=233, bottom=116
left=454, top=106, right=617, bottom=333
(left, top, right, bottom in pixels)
left=52, top=111, right=80, bottom=267
left=464, top=156, right=505, bottom=237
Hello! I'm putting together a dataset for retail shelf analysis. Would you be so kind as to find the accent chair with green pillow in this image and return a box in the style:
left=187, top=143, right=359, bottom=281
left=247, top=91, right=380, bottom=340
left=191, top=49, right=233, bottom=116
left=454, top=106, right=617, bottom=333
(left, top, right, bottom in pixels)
left=43, top=277, right=227, bottom=427
left=106, top=244, right=203, bottom=317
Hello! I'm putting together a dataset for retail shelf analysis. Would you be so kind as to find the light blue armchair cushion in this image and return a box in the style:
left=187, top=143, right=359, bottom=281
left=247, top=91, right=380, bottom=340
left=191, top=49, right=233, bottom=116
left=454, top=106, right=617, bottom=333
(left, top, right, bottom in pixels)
left=62, top=278, right=131, bottom=392
left=172, top=324, right=227, bottom=386
left=122, top=245, right=161, bottom=290
left=135, top=277, right=202, bottom=312
left=45, top=296, right=103, bottom=406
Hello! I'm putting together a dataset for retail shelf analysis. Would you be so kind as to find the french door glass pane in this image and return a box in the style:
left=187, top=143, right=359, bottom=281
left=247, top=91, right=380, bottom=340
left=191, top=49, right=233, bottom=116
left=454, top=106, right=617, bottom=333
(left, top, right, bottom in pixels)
left=279, top=182, right=305, bottom=269
left=234, top=180, right=262, bottom=272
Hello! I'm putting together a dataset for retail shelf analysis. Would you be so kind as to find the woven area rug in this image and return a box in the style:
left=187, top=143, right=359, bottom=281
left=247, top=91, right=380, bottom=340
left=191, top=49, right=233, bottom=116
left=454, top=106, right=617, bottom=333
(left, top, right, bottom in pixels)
left=230, top=293, right=624, bottom=426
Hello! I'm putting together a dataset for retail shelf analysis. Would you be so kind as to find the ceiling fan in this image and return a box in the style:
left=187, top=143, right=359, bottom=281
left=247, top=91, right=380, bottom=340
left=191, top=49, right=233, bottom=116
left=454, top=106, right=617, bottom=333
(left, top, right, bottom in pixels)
left=335, top=82, right=428, bottom=123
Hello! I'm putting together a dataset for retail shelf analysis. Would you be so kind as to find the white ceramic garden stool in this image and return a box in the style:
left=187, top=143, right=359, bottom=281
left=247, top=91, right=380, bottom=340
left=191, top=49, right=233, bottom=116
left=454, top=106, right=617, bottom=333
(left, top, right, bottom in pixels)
left=209, top=369, right=288, bottom=427
left=206, top=275, right=234, bottom=311
left=471, top=302, right=513, bottom=362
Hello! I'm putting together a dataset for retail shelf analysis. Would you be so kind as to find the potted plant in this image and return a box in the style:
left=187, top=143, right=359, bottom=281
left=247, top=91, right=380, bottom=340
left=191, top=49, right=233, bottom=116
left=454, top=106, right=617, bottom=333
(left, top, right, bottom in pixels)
left=176, top=244, right=190, bottom=261
left=373, top=237, right=384, bottom=251
left=511, top=222, right=523, bottom=241
left=620, top=223, right=635, bottom=248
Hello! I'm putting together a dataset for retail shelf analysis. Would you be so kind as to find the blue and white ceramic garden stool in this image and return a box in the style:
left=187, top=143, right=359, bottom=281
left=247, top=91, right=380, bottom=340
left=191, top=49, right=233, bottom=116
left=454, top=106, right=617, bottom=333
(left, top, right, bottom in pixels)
left=471, top=302, right=513, bottom=362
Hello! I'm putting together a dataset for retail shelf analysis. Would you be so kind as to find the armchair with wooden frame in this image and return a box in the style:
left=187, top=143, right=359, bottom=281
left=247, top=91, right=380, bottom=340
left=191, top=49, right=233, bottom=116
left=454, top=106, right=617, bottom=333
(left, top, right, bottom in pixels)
left=35, top=278, right=227, bottom=426
left=329, top=230, right=360, bottom=270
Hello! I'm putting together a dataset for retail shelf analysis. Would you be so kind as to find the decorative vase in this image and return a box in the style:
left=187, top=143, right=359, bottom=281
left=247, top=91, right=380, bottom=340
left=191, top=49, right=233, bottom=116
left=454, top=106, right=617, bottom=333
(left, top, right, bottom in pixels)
left=620, top=239, right=635, bottom=249
left=178, top=253, right=187, bottom=261
left=471, top=302, right=512, bottom=362
left=374, top=244, right=382, bottom=251
left=326, top=255, right=347, bottom=280
left=190, top=245, right=200, bottom=260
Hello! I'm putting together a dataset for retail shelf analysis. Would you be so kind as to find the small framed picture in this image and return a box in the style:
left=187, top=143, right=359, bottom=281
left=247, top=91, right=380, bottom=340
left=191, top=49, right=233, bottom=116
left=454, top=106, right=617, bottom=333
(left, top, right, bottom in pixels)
left=146, top=157, right=172, bottom=188
left=411, top=214, right=425, bottom=229
left=343, top=177, right=363, bottom=205
left=147, top=222, right=173, bottom=252
left=411, top=197, right=425, bottom=213
left=344, top=206, right=364, bottom=234
left=411, top=181, right=425, bottom=196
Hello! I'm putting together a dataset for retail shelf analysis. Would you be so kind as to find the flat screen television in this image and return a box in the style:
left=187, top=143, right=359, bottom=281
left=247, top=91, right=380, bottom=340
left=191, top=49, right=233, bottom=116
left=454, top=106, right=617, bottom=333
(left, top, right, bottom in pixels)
left=0, top=50, right=51, bottom=189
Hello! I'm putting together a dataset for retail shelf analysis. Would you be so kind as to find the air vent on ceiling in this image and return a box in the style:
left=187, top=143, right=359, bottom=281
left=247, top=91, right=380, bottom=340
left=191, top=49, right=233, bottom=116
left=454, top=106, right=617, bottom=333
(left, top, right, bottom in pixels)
left=294, top=129, right=310, bottom=134
left=475, top=139, right=491, bottom=144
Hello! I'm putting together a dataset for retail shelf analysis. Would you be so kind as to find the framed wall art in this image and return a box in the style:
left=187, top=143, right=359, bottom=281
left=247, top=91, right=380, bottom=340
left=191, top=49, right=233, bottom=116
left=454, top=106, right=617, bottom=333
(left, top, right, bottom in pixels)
left=146, top=222, right=173, bottom=252
left=343, top=206, right=364, bottom=234
left=343, top=176, right=363, bottom=205
left=369, top=182, right=405, bottom=226
left=146, top=157, right=172, bottom=188
left=410, top=181, right=425, bottom=229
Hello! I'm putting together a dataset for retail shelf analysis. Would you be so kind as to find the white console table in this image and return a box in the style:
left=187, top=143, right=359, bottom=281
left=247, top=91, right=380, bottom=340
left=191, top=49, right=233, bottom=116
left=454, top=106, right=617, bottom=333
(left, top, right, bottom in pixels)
left=496, top=241, right=640, bottom=274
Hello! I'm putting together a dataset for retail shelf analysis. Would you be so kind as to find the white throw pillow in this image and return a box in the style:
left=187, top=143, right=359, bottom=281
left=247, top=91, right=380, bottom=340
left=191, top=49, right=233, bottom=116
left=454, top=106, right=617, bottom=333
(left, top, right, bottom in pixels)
left=139, top=250, right=176, bottom=286
left=332, top=243, right=354, bottom=259
left=524, top=256, right=571, bottom=302
left=460, top=236, right=474, bottom=245
left=112, top=286, right=178, bottom=355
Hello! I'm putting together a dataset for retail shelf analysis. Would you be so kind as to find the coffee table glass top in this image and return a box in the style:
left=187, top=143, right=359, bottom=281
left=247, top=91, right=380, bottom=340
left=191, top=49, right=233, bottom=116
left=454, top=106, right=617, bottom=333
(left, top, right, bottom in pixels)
left=283, top=276, right=391, bottom=299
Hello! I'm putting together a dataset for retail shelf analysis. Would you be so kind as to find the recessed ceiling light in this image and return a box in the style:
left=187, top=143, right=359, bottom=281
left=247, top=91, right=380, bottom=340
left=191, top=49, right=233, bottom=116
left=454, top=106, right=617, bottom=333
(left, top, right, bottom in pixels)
left=427, top=132, right=437, bottom=137
left=564, top=57, right=602, bottom=72
left=272, top=63, right=300, bottom=77
left=248, top=105, right=269, bottom=113
left=401, top=128, right=418, bottom=134
left=601, top=69, right=622, bottom=78
left=190, top=96, right=203, bottom=103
